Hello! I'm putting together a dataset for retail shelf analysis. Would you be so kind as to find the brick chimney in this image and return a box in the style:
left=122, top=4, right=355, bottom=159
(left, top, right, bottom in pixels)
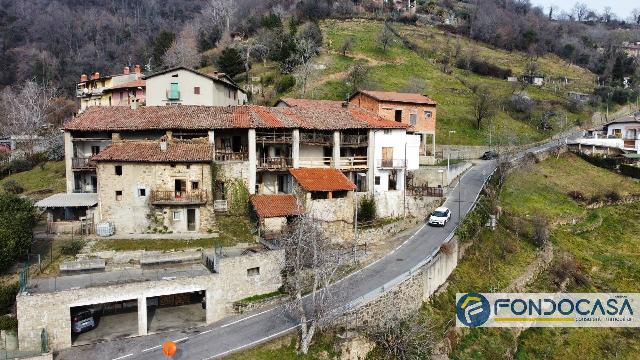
left=134, top=65, right=141, bottom=78
left=160, top=138, right=168, bottom=152
left=80, top=74, right=88, bottom=82
left=123, top=66, right=130, bottom=75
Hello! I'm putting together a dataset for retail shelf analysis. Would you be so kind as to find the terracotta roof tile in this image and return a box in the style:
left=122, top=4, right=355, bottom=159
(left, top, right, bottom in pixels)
left=65, top=104, right=407, bottom=132
left=250, top=194, right=302, bottom=218
left=278, top=98, right=344, bottom=108
left=354, top=90, right=437, bottom=105
left=91, top=142, right=212, bottom=163
left=109, top=79, right=146, bottom=90
left=289, top=168, right=356, bottom=192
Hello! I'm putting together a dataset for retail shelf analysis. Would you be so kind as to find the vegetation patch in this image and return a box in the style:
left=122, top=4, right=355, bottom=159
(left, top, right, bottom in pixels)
left=0, top=161, right=65, bottom=201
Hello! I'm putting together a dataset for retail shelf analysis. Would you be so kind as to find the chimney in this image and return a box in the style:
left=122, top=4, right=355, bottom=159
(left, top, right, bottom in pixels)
left=341, top=101, right=349, bottom=108
left=123, top=66, right=130, bottom=75
left=130, top=100, right=138, bottom=110
left=93, top=72, right=100, bottom=80
left=134, top=65, right=141, bottom=78
left=166, top=130, right=173, bottom=140
left=80, top=74, right=88, bottom=82
left=160, top=139, right=168, bottom=152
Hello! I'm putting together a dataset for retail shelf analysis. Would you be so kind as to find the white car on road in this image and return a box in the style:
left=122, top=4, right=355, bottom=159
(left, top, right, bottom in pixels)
left=428, top=207, right=451, bottom=226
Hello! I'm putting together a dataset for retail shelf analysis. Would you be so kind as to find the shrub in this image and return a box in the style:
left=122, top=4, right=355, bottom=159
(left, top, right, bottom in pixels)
left=588, top=193, right=603, bottom=204
left=605, top=191, right=621, bottom=202
left=358, top=195, right=377, bottom=223
left=3, top=159, right=32, bottom=175
left=550, top=252, right=588, bottom=289
left=0, top=315, right=18, bottom=331
left=275, top=75, right=296, bottom=93
left=456, top=58, right=512, bottom=79
left=2, top=179, right=24, bottom=194
left=60, top=239, right=86, bottom=256
left=0, top=193, right=38, bottom=272
left=0, top=282, right=19, bottom=314
left=567, top=190, right=585, bottom=201
left=620, top=164, right=640, bottom=179
left=370, top=314, right=435, bottom=359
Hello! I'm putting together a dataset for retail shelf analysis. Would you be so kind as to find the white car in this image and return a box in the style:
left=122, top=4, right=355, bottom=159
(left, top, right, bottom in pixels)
left=428, top=207, right=451, bottom=226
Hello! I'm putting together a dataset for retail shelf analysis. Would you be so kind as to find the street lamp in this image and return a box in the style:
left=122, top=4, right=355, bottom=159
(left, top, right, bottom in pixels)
left=437, top=169, right=444, bottom=188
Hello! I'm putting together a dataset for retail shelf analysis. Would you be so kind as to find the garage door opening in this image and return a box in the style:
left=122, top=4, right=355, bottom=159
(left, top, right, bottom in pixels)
left=71, top=299, right=138, bottom=346
left=146, top=291, right=205, bottom=334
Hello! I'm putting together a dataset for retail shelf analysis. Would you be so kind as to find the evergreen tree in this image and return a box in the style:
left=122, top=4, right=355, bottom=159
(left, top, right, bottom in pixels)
left=216, top=47, right=244, bottom=78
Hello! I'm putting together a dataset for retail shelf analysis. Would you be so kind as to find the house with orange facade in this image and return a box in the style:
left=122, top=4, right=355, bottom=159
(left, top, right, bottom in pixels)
left=348, top=90, right=437, bottom=156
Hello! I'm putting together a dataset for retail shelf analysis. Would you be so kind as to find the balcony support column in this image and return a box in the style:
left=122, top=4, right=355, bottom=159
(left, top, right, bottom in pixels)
left=333, top=131, right=340, bottom=168
left=367, top=130, right=375, bottom=194
left=64, top=132, right=74, bottom=193
left=248, top=129, right=257, bottom=194
left=292, top=129, right=300, bottom=168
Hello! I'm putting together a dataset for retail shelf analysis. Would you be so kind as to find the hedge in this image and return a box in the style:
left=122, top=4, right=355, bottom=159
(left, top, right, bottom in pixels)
left=620, top=164, right=640, bottom=179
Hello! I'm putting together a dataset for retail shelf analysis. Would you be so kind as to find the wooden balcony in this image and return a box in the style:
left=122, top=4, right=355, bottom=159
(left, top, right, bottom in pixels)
left=257, top=157, right=292, bottom=170
left=299, top=157, right=332, bottom=168
left=256, top=131, right=292, bottom=144
left=623, top=139, right=638, bottom=149
left=337, top=156, right=368, bottom=169
left=341, top=134, right=368, bottom=147
left=214, top=149, right=249, bottom=161
left=300, top=132, right=333, bottom=145
left=150, top=190, right=208, bottom=205
left=72, top=157, right=96, bottom=170
left=377, top=159, right=406, bottom=169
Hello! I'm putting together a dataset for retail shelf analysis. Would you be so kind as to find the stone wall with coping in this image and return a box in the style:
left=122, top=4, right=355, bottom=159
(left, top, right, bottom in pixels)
left=16, top=249, right=284, bottom=352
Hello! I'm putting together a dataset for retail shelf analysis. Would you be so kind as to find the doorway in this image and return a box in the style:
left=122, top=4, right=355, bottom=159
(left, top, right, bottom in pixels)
left=187, top=209, right=196, bottom=231
left=175, top=179, right=186, bottom=198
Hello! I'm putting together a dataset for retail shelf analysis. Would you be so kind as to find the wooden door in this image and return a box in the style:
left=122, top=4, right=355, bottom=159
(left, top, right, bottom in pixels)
left=382, top=147, right=393, bottom=167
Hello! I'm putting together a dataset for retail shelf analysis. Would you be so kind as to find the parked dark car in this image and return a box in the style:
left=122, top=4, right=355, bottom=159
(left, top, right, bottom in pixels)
left=481, top=151, right=498, bottom=160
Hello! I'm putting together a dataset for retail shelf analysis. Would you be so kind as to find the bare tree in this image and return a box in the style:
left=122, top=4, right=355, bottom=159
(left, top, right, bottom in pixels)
left=340, top=36, right=354, bottom=57
left=547, top=5, right=558, bottom=20
left=239, top=38, right=268, bottom=83
left=370, top=313, right=436, bottom=360
left=346, top=63, right=369, bottom=95
left=201, top=0, right=236, bottom=33
left=601, top=7, right=614, bottom=23
left=163, top=26, right=200, bottom=68
left=631, top=8, right=640, bottom=25
left=279, top=214, right=346, bottom=354
left=378, top=23, right=394, bottom=52
left=0, top=80, right=58, bottom=159
left=294, top=38, right=319, bottom=97
left=572, top=2, right=589, bottom=22
left=472, top=85, right=496, bottom=129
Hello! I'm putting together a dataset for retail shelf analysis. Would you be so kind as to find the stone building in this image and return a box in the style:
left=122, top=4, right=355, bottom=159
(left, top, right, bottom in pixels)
left=250, top=194, right=302, bottom=238
left=91, top=140, right=216, bottom=234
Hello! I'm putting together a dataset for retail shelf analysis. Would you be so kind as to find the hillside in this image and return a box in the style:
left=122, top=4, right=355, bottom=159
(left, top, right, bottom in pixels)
left=245, top=19, right=597, bottom=145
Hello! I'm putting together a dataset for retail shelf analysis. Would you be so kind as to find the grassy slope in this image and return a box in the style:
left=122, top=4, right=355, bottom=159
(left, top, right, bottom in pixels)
left=283, top=20, right=596, bottom=145
left=436, top=153, right=640, bottom=359
left=0, top=161, right=66, bottom=200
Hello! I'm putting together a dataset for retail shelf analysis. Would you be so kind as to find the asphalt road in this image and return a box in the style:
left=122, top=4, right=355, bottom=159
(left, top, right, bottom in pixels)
left=57, top=139, right=565, bottom=360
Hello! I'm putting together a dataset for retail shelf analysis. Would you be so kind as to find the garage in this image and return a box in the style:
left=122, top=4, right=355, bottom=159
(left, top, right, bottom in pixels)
left=147, top=291, right=206, bottom=334
left=71, top=299, right=139, bottom=346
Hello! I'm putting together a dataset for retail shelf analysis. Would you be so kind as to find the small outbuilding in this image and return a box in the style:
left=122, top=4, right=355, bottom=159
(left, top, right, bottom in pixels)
left=35, top=193, right=98, bottom=234
left=250, top=194, right=302, bottom=239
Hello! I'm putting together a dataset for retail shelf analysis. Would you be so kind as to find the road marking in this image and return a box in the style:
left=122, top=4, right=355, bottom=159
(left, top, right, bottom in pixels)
left=112, top=354, right=133, bottom=360
left=198, top=329, right=213, bottom=335
left=172, top=336, right=189, bottom=343
left=142, top=345, right=162, bottom=352
left=220, top=308, right=275, bottom=328
left=202, top=325, right=299, bottom=359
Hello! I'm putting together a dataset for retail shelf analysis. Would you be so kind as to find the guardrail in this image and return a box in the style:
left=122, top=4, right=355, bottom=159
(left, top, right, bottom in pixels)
left=337, top=156, right=368, bottom=169
left=71, top=157, right=95, bottom=170
left=377, top=158, right=405, bottom=168
left=150, top=190, right=208, bottom=205
left=299, top=157, right=332, bottom=168
left=257, top=157, right=293, bottom=170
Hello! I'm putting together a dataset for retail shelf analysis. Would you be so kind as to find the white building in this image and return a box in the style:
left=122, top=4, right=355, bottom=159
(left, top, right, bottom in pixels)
left=573, top=113, right=640, bottom=154
left=144, top=66, right=247, bottom=106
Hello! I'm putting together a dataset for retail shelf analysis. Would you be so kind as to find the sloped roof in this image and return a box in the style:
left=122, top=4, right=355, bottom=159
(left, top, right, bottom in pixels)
left=109, top=79, right=146, bottom=90
left=250, top=194, right=302, bottom=218
left=289, top=168, right=356, bottom=192
left=64, top=104, right=408, bottom=132
left=351, top=90, right=437, bottom=105
left=605, top=114, right=640, bottom=126
left=144, top=66, right=244, bottom=93
left=35, top=193, right=98, bottom=208
left=91, top=142, right=212, bottom=163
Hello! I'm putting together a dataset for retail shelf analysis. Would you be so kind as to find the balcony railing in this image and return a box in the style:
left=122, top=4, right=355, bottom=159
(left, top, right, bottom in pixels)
left=214, top=150, right=249, bottom=161
left=377, top=159, right=406, bottom=169
left=300, top=132, right=333, bottom=145
left=256, top=131, right=292, bottom=143
left=72, top=157, right=96, bottom=170
left=166, top=89, right=181, bottom=100
left=299, top=157, right=333, bottom=168
left=150, top=190, right=208, bottom=205
left=337, top=156, right=368, bottom=169
left=257, top=157, right=292, bottom=170
left=341, top=134, right=368, bottom=147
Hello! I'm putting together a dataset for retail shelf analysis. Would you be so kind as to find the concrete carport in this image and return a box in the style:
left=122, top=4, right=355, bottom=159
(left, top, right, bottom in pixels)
left=145, top=291, right=206, bottom=334
left=71, top=299, right=139, bottom=346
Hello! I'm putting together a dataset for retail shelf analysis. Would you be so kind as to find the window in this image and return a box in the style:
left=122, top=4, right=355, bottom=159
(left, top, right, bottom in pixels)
left=115, top=165, right=122, bottom=176
left=91, top=146, right=100, bottom=155
left=395, top=109, right=402, bottom=122
left=194, top=86, right=200, bottom=95
left=186, top=164, right=191, bottom=169
left=247, top=267, right=260, bottom=277
left=424, top=110, right=432, bottom=118
left=191, top=181, right=199, bottom=190
left=375, top=176, right=381, bottom=185
left=173, top=210, right=182, bottom=221
left=138, top=188, right=146, bottom=197
left=383, top=129, right=392, bottom=135
left=169, top=82, right=179, bottom=100
left=409, top=113, right=417, bottom=125
left=115, top=191, right=122, bottom=201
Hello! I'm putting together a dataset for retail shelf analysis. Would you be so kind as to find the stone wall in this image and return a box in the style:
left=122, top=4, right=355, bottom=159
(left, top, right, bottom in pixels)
left=16, top=249, right=284, bottom=352
left=96, top=161, right=214, bottom=234
left=411, top=161, right=472, bottom=187
left=437, top=145, right=490, bottom=160
left=341, top=238, right=459, bottom=330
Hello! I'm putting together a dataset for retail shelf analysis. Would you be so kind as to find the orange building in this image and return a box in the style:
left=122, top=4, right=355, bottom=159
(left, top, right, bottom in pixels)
left=349, top=90, right=437, bottom=155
